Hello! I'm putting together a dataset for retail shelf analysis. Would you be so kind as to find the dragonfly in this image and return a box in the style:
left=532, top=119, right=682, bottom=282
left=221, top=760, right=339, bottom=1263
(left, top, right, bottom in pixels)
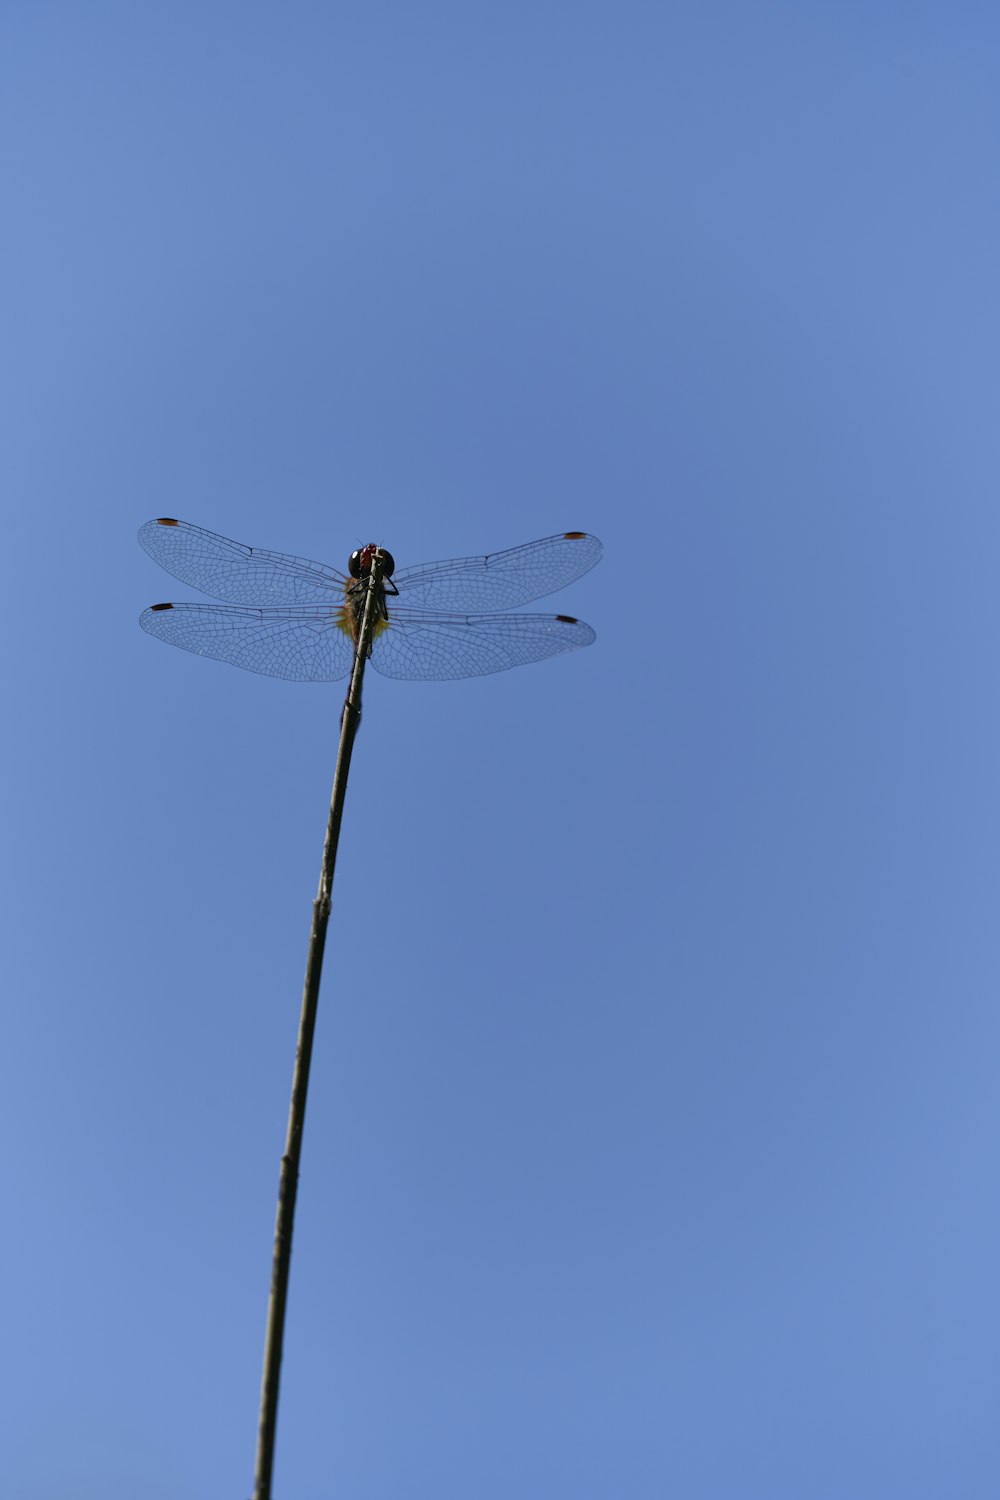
left=138, top=518, right=602, bottom=681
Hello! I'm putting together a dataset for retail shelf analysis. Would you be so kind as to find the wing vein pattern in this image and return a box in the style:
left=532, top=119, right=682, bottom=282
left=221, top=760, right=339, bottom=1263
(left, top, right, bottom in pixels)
left=138, top=518, right=346, bottom=604
left=140, top=603, right=595, bottom=681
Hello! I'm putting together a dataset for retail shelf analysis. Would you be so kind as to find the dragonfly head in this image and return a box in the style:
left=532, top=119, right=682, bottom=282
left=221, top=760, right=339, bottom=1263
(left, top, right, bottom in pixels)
left=348, top=544, right=396, bottom=580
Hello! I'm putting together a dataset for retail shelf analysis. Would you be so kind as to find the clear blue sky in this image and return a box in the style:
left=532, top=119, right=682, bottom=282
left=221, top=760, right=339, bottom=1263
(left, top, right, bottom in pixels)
left=4, top=4, right=1000, bottom=1497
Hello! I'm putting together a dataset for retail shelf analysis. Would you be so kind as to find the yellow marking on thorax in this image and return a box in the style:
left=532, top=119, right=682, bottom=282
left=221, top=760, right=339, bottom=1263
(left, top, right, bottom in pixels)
left=336, top=602, right=391, bottom=641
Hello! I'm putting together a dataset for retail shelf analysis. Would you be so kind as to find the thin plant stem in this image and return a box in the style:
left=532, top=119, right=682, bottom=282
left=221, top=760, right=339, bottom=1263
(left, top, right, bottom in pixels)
left=252, top=552, right=386, bottom=1500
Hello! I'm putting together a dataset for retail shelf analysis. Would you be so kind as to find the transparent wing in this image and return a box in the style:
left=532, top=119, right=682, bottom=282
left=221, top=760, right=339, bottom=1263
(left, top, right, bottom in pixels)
left=393, top=532, right=602, bottom=612
left=137, top=518, right=347, bottom=604
left=140, top=601, right=596, bottom=682
left=139, top=603, right=356, bottom=681
left=371, top=609, right=596, bottom=680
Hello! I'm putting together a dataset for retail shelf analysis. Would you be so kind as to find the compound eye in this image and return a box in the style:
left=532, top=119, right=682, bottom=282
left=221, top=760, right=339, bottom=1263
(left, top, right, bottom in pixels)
left=349, top=545, right=393, bottom=579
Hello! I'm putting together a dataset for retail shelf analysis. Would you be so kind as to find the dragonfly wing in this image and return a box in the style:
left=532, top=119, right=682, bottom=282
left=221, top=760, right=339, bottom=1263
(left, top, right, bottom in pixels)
left=370, top=609, right=596, bottom=680
left=392, top=532, right=602, bottom=611
left=137, top=518, right=348, bottom=604
left=139, top=603, right=356, bottom=681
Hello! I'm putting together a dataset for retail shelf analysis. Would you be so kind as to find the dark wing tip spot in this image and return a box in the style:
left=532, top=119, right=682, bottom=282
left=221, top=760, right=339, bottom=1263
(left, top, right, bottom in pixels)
left=556, top=614, right=579, bottom=624
left=563, top=531, right=587, bottom=540
left=150, top=602, right=174, bottom=612
left=156, top=517, right=180, bottom=526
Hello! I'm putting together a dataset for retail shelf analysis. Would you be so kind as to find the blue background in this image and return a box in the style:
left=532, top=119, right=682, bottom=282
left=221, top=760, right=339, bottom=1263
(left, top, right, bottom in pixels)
left=4, top=4, right=999, bottom=1497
